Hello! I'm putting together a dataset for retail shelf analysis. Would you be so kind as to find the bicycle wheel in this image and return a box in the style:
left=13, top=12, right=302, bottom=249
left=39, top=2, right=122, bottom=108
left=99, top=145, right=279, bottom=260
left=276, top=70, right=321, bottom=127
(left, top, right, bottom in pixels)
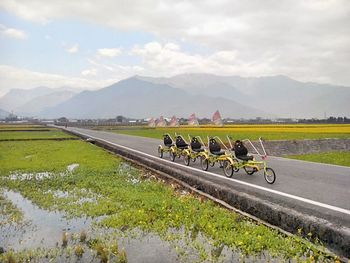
left=158, top=146, right=163, bottom=158
left=169, top=150, right=176, bottom=162
left=264, top=167, right=276, bottom=184
left=201, top=157, right=209, bottom=171
left=223, top=160, right=233, bottom=177
left=183, top=155, right=190, bottom=166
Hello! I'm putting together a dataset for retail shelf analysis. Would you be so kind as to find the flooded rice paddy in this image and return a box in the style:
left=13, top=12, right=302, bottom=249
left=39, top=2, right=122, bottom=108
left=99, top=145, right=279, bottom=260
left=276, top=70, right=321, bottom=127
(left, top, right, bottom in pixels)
left=0, top=133, right=337, bottom=262
left=0, top=187, right=267, bottom=262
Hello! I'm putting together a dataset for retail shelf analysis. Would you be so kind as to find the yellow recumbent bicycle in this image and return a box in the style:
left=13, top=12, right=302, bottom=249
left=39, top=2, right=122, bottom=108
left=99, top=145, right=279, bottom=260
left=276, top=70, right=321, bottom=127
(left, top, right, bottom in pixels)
left=182, top=135, right=207, bottom=166
left=224, top=136, right=276, bottom=184
left=200, top=136, right=236, bottom=176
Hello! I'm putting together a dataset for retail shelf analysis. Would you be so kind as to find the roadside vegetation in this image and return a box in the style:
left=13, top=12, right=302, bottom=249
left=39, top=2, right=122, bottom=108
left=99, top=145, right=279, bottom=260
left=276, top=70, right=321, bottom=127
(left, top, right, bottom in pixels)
left=287, top=151, right=350, bottom=167
left=0, top=124, right=48, bottom=130
left=105, top=124, right=350, bottom=141
left=0, top=125, right=340, bottom=262
left=0, top=130, right=74, bottom=140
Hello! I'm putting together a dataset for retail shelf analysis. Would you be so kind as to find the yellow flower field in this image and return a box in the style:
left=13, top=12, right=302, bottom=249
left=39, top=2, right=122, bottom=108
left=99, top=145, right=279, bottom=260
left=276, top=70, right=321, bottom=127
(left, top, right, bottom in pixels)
left=108, top=124, right=350, bottom=141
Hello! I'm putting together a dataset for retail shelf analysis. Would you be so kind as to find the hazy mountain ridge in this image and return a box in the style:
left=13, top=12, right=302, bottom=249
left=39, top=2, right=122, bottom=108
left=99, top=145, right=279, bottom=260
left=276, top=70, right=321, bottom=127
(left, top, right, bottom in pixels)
left=41, top=77, right=267, bottom=119
left=0, top=87, right=55, bottom=112
left=138, top=74, right=350, bottom=118
left=0, top=87, right=77, bottom=115
left=16, top=90, right=76, bottom=116
left=2, top=74, right=349, bottom=119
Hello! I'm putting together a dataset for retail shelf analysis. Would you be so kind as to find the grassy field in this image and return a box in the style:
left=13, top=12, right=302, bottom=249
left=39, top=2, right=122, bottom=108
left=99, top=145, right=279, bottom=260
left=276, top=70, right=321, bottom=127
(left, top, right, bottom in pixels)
left=0, top=130, right=74, bottom=140
left=0, top=124, right=49, bottom=130
left=107, top=124, right=350, bottom=141
left=0, top=129, right=336, bottom=262
left=288, top=151, right=350, bottom=167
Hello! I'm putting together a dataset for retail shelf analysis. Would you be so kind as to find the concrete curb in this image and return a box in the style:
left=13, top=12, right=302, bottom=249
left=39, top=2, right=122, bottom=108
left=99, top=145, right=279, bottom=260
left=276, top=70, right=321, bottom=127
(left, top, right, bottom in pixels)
left=65, top=128, right=350, bottom=260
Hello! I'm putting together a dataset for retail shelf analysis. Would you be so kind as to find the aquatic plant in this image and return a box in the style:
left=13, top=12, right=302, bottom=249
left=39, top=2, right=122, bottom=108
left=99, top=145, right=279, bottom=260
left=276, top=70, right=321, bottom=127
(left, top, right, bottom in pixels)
left=80, top=230, right=87, bottom=243
left=62, top=232, right=69, bottom=247
left=74, top=244, right=84, bottom=258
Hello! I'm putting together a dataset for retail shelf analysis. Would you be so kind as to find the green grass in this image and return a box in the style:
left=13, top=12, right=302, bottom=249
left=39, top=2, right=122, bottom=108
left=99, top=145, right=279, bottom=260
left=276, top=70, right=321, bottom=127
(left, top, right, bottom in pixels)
left=0, top=140, right=114, bottom=174
left=0, top=140, right=336, bottom=262
left=0, top=124, right=47, bottom=130
left=287, top=151, right=350, bottom=167
left=111, top=127, right=350, bottom=141
left=0, top=130, right=74, bottom=140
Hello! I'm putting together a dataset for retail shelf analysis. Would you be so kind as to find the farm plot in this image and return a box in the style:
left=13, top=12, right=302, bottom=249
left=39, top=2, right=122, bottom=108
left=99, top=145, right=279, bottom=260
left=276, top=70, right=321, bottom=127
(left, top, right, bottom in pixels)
left=109, top=124, right=350, bottom=142
left=0, top=128, right=338, bottom=262
left=287, top=151, right=350, bottom=167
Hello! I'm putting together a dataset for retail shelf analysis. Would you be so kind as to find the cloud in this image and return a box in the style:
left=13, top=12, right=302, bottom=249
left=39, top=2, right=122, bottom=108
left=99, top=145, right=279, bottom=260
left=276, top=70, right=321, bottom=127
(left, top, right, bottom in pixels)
left=86, top=58, right=145, bottom=77
left=0, top=24, right=27, bottom=39
left=1, top=1, right=350, bottom=86
left=65, top=43, right=79, bottom=53
left=131, top=41, right=276, bottom=77
left=97, top=48, right=121, bottom=57
left=81, top=68, right=97, bottom=76
left=0, top=65, right=117, bottom=96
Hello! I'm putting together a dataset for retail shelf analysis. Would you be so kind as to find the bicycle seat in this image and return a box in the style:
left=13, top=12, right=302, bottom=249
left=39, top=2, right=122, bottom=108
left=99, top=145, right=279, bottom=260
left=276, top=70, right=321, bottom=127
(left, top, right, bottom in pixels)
left=163, top=135, right=173, bottom=147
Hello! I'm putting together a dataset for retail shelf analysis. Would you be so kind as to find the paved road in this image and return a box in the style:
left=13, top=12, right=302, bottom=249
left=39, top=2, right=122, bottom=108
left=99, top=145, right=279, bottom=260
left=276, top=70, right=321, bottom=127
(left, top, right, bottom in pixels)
left=65, top=127, right=350, bottom=227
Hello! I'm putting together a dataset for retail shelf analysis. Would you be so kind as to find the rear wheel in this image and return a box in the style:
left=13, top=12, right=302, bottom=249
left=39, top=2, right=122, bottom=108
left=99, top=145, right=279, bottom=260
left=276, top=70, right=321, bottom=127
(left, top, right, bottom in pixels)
left=223, top=161, right=233, bottom=177
left=184, top=155, right=190, bottom=166
left=244, top=166, right=257, bottom=175
left=169, top=150, right=176, bottom=162
left=264, top=167, right=276, bottom=184
left=201, top=157, right=209, bottom=171
left=158, top=146, right=163, bottom=158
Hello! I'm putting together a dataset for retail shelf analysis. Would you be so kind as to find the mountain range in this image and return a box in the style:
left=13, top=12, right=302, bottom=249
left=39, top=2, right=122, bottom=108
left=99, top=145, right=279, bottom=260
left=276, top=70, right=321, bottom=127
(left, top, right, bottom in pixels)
left=42, top=78, right=265, bottom=119
left=0, top=74, right=349, bottom=119
left=0, top=87, right=76, bottom=117
left=139, top=74, right=350, bottom=118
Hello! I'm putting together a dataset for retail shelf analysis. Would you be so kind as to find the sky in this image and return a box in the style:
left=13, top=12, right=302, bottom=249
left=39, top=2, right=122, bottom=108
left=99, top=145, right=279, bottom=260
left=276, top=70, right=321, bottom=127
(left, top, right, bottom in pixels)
left=0, top=0, right=349, bottom=96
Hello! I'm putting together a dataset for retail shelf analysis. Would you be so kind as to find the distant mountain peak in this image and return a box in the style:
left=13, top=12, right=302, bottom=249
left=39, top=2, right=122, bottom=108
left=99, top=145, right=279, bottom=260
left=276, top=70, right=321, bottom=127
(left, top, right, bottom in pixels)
left=0, top=86, right=77, bottom=115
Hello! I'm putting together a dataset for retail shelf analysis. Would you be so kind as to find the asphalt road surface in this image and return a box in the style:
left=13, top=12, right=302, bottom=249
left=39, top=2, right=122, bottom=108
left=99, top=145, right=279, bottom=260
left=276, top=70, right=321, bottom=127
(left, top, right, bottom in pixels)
left=65, top=127, right=350, bottom=228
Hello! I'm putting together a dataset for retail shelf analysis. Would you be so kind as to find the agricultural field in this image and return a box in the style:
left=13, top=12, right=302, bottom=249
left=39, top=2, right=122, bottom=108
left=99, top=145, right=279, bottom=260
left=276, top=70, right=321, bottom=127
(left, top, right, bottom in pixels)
left=0, top=124, right=74, bottom=140
left=0, top=130, right=74, bottom=140
left=0, top=126, right=338, bottom=262
left=0, top=124, right=48, bottom=130
left=107, top=124, right=350, bottom=142
left=288, top=151, right=350, bottom=167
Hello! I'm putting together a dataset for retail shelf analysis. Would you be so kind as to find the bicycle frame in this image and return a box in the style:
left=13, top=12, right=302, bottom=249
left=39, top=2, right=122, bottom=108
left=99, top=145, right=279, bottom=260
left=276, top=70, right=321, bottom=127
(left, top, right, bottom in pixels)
left=202, top=136, right=235, bottom=167
left=182, top=135, right=208, bottom=160
left=170, top=133, right=190, bottom=159
left=226, top=136, right=268, bottom=173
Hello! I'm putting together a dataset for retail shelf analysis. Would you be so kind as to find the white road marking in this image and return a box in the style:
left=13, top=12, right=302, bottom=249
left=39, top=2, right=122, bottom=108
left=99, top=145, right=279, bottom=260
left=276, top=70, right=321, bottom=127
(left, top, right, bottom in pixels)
left=71, top=128, right=350, bottom=216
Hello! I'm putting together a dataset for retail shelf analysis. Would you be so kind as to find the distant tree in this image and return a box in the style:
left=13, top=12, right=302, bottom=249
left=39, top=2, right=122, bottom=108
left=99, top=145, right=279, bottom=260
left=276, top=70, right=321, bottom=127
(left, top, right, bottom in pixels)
left=57, top=117, right=68, bottom=123
left=116, top=115, right=126, bottom=123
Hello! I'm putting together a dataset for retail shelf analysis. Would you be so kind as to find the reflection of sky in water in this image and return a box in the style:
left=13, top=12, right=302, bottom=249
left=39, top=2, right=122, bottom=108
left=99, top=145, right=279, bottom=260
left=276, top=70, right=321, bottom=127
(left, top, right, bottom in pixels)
left=0, top=190, right=273, bottom=262
left=1, top=190, right=91, bottom=249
